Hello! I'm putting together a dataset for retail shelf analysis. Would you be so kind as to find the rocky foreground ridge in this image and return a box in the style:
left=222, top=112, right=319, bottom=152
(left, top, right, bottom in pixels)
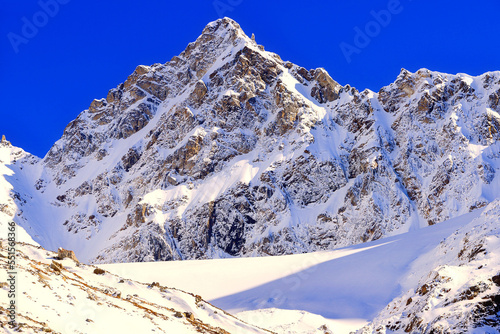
left=0, top=241, right=272, bottom=333
left=0, top=18, right=499, bottom=265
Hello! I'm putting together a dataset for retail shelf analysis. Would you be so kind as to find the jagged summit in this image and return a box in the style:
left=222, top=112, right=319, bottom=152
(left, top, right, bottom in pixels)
left=201, top=17, right=244, bottom=35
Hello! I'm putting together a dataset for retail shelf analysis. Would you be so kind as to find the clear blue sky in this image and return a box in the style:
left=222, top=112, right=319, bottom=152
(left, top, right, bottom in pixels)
left=1, top=0, right=499, bottom=157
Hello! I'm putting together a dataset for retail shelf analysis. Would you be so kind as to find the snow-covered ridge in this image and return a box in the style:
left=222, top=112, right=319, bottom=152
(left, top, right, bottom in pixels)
left=1, top=17, right=499, bottom=267
left=0, top=139, right=39, bottom=246
left=0, top=241, right=271, bottom=333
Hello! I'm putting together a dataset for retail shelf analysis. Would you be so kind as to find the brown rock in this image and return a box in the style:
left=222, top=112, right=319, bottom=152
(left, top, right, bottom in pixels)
left=123, top=66, right=149, bottom=90
left=88, top=99, right=107, bottom=113
left=276, top=103, right=299, bottom=135
left=419, top=284, right=429, bottom=295
left=190, top=80, right=208, bottom=105
left=492, top=274, right=500, bottom=286
left=417, top=93, right=433, bottom=113
left=184, top=312, right=194, bottom=321
left=57, top=248, right=79, bottom=263
left=128, top=87, right=146, bottom=105
left=106, top=88, right=122, bottom=104
left=115, top=103, right=154, bottom=139
left=93, top=268, right=105, bottom=275
left=137, top=80, right=168, bottom=101
left=50, top=260, right=64, bottom=273
left=297, top=67, right=313, bottom=81
left=134, top=65, right=150, bottom=76
left=310, top=68, right=341, bottom=103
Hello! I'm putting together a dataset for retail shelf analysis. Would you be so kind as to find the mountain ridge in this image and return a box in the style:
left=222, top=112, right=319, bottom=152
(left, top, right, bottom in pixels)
left=0, top=17, right=499, bottom=265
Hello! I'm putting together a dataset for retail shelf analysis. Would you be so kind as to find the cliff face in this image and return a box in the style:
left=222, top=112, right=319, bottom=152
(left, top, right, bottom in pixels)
left=2, top=18, right=500, bottom=264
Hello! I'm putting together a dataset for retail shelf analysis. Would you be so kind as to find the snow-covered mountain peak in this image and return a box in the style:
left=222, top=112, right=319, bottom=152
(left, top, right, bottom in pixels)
left=2, top=17, right=500, bottom=334
left=1, top=18, right=499, bottom=268
left=200, top=17, right=247, bottom=43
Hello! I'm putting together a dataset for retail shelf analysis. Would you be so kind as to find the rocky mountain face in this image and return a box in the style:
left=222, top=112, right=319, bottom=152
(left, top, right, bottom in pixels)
left=2, top=18, right=500, bottom=266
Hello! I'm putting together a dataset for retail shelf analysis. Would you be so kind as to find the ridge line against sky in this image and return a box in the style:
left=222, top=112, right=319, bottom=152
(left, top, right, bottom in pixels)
left=1, top=0, right=499, bottom=157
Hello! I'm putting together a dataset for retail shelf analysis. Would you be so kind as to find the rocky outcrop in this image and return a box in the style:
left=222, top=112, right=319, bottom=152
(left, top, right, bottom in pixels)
left=310, top=68, right=341, bottom=103
left=56, top=247, right=79, bottom=263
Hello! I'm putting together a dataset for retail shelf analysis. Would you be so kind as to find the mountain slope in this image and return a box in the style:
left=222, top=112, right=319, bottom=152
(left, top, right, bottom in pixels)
left=1, top=18, right=499, bottom=265
left=0, top=241, right=272, bottom=334
left=358, top=200, right=500, bottom=333
left=100, top=201, right=500, bottom=333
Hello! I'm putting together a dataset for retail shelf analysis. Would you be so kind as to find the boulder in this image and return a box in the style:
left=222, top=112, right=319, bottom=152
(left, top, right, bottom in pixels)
left=184, top=312, right=194, bottom=321
left=93, top=268, right=105, bottom=275
left=56, top=247, right=79, bottom=263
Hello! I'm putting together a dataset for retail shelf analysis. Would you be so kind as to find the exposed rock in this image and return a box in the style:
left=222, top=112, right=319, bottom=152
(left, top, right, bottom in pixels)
left=121, top=148, right=141, bottom=172
left=358, top=201, right=500, bottom=333
left=88, top=99, right=107, bottom=113
left=310, top=68, right=341, bottom=103
left=50, top=260, right=64, bottom=272
left=189, top=80, right=207, bottom=106
left=56, top=248, right=79, bottom=263
left=93, top=268, right=105, bottom=275
left=184, top=312, right=194, bottom=321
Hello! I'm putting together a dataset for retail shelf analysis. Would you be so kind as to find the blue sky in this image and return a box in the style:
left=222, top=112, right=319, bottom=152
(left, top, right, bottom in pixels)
left=1, top=0, right=499, bottom=157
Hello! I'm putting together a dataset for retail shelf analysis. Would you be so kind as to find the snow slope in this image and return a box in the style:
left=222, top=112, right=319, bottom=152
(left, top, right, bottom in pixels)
left=102, top=202, right=500, bottom=333
left=0, top=242, right=271, bottom=334
left=0, top=140, right=39, bottom=246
